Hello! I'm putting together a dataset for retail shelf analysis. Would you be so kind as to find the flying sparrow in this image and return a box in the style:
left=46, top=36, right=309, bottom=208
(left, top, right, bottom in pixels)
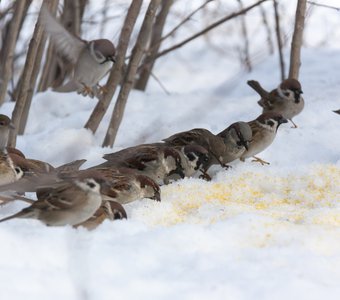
left=41, top=6, right=116, bottom=97
left=247, top=79, right=304, bottom=128
left=98, top=144, right=184, bottom=185
left=0, top=172, right=108, bottom=226
left=240, top=112, right=287, bottom=165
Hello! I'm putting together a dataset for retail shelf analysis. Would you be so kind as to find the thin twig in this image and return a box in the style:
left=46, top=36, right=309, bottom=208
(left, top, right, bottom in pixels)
left=159, top=0, right=214, bottom=43
left=150, top=71, right=170, bottom=95
left=307, top=1, right=340, bottom=11
left=154, top=0, right=268, bottom=60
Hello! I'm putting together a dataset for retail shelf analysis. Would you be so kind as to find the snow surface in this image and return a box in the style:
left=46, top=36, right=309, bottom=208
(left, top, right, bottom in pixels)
left=0, top=1, right=340, bottom=299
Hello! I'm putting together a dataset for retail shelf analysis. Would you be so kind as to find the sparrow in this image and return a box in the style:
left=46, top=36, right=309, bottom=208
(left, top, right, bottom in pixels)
left=77, top=168, right=161, bottom=204
left=0, top=171, right=108, bottom=226
left=165, top=144, right=211, bottom=181
left=97, top=144, right=184, bottom=185
left=247, top=79, right=304, bottom=128
left=0, top=115, right=24, bottom=187
left=75, top=200, right=127, bottom=230
left=240, top=112, right=287, bottom=165
left=41, top=6, right=116, bottom=97
left=0, top=156, right=87, bottom=194
left=163, top=123, right=252, bottom=171
left=217, top=121, right=253, bottom=163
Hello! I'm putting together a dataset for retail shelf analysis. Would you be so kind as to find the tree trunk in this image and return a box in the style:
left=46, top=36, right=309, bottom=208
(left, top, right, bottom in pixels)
left=84, top=0, right=143, bottom=134
left=135, top=0, right=173, bottom=91
left=0, top=1, right=30, bottom=105
left=288, top=0, right=307, bottom=79
left=8, top=0, right=58, bottom=147
left=102, top=0, right=161, bottom=147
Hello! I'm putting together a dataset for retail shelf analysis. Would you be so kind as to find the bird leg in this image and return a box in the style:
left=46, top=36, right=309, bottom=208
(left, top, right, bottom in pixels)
left=251, top=156, right=270, bottom=165
left=289, top=119, right=298, bottom=128
left=78, top=83, right=95, bottom=98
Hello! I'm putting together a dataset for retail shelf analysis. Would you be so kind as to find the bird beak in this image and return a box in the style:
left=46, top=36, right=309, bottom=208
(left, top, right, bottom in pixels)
left=109, top=56, right=116, bottom=63
left=9, top=122, right=15, bottom=129
left=279, top=118, right=288, bottom=125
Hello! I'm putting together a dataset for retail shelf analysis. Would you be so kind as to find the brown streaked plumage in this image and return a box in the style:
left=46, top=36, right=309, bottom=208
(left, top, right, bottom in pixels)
left=240, top=112, right=287, bottom=165
left=0, top=172, right=108, bottom=226
left=248, top=79, right=304, bottom=128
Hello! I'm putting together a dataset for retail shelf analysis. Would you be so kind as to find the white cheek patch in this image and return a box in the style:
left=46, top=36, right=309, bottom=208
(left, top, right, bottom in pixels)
left=257, top=120, right=277, bottom=132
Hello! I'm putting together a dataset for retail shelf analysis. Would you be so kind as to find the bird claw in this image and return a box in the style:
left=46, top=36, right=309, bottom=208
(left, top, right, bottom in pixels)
left=251, top=156, right=270, bottom=165
left=199, top=172, right=211, bottom=181
left=78, top=84, right=95, bottom=98
left=223, top=164, right=232, bottom=170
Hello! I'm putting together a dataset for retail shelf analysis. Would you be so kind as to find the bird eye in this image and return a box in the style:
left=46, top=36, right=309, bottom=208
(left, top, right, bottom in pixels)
left=203, top=156, right=209, bottom=162
left=0, top=122, right=4, bottom=126
left=186, top=153, right=196, bottom=161
left=86, top=181, right=96, bottom=188
left=267, top=120, right=274, bottom=127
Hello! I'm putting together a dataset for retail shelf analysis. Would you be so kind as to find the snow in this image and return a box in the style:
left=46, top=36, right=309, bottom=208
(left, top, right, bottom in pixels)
left=0, top=1, right=340, bottom=299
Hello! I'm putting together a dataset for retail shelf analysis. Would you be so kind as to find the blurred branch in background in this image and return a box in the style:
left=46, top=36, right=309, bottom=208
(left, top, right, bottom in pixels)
left=307, top=1, right=340, bottom=11
left=8, top=0, right=59, bottom=147
left=153, top=0, right=269, bottom=61
left=158, top=0, right=213, bottom=44
left=84, top=0, right=143, bottom=134
left=259, top=2, right=274, bottom=55
left=0, top=1, right=31, bottom=105
left=273, top=0, right=285, bottom=81
left=135, top=0, right=173, bottom=91
left=237, top=0, right=252, bottom=72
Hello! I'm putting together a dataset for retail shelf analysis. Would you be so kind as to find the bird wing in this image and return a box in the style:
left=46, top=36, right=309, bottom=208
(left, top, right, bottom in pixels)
left=41, top=6, right=85, bottom=64
left=35, top=182, right=77, bottom=210
left=163, top=128, right=209, bottom=146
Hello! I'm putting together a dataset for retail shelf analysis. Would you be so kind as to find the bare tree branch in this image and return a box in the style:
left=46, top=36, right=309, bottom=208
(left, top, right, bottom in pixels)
left=307, top=1, right=340, bottom=11
left=237, top=0, right=252, bottom=72
left=102, top=0, right=161, bottom=147
left=273, top=0, right=285, bottom=81
left=154, top=0, right=269, bottom=61
left=159, top=0, right=213, bottom=44
left=8, top=0, right=58, bottom=147
left=259, top=3, right=274, bottom=55
left=84, top=0, right=143, bottom=134
left=0, top=1, right=29, bottom=105
left=135, top=0, right=173, bottom=91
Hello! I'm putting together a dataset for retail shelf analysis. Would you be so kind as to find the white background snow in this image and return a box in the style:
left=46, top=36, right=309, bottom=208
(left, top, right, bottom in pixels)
left=0, top=1, right=339, bottom=299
